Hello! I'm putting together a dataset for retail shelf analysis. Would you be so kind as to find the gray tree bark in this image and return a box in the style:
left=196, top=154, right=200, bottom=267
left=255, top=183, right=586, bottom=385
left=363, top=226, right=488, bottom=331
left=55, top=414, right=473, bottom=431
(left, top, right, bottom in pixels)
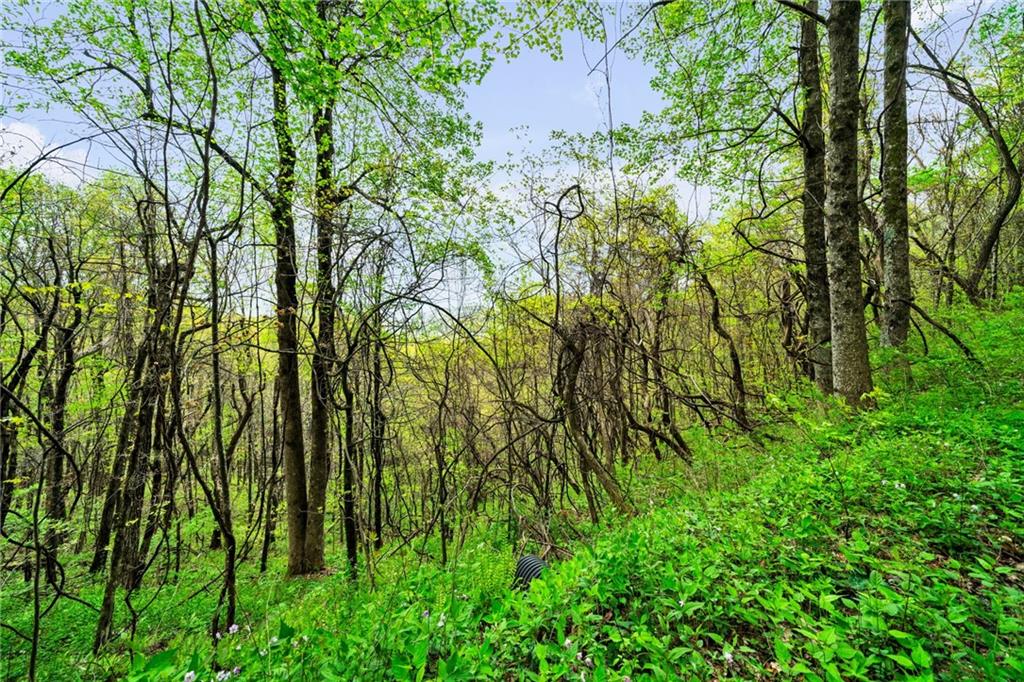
left=826, top=0, right=874, bottom=406
left=798, top=0, right=833, bottom=392
left=882, top=0, right=911, bottom=346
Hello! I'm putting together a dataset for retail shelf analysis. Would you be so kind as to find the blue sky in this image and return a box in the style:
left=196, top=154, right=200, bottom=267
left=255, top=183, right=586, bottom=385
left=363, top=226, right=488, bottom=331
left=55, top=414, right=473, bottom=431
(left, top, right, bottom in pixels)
left=460, top=27, right=715, bottom=220
left=0, top=0, right=978, bottom=190
left=1, top=12, right=666, bottom=188
left=466, top=30, right=664, bottom=165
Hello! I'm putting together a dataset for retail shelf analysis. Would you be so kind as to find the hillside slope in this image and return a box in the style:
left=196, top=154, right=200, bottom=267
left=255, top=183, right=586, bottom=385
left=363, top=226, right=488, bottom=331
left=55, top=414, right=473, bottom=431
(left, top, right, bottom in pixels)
left=129, top=303, right=1024, bottom=681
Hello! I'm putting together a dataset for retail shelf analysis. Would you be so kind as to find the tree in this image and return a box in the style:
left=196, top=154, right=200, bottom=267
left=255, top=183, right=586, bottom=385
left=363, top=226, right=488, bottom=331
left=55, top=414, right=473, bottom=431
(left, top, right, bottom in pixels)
left=797, top=0, right=833, bottom=389
left=305, top=0, right=337, bottom=575
left=910, top=3, right=1023, bottom=304
left=882, top=0, right=912, bottom=346
left=637, top=0, right=841, bottom=392
left=825, top=0, right=874, bottom=406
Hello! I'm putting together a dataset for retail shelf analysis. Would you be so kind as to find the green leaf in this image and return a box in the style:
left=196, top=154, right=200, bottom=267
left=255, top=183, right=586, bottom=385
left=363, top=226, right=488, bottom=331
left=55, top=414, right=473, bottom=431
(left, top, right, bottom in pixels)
left=911, top=645, right=932, bottom=668
left=774, top=639, right=791, bottom=666
left=836, top=642, right=857, bottom=660
left=886, top=653, right=916, bottom=669
left=142, top=648, right=176, bottom=673
left=947, top=606, right=969, bottom=624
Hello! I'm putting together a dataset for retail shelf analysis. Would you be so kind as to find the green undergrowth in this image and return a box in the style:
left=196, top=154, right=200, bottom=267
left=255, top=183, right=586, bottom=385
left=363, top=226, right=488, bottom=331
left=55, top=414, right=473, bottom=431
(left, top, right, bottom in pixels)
left=8, top=301, right=1024, bottom=681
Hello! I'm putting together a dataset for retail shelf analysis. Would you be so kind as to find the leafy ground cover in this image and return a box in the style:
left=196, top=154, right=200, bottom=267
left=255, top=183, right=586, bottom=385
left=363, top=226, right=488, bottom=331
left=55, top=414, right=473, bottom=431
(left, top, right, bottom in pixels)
left=5, top=303, right=1023, bottom=681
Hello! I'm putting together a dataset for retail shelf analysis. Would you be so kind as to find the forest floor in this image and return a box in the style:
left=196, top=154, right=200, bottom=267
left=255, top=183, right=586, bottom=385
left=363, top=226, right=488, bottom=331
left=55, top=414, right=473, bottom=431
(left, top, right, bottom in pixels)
left=3, top=300, right=1023, bottom=681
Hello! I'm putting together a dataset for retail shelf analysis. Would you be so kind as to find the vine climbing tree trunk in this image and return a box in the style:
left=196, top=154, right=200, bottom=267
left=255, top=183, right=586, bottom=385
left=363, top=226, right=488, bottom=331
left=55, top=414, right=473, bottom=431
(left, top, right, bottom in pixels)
left=698, top=271, right=751, bottom=430
left=556, top=323, right=634, bottom=518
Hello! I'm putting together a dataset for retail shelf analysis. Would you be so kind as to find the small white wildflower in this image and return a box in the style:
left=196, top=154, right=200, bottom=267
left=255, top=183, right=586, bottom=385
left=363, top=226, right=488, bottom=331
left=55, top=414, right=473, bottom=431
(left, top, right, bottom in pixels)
left=216, top=671, right=231, bottom=681
left=228, top=623, right=239, bottom=635
left=564, top=638, right=573, bottom=649
left=677, top=599, right=685, bottom=608
left=184, top=673, right=197, bottom=682
left=952, top=493, right=960, bottom=500
left=270, top=636, right=279, bottom=645
left=723, top=651, right=734, bottom=664
left=623, top=677, right=632, bottom=682
left=437, top=614, right=447, bottom=628
left=232, top=668, right=241, bottom=676
left=971, top=504, right=980, bottom=513
left=585, top=656, right=594, bottom=668
left=576, top=652, right=583, bottom=661
left=881, top=479, right=888, bottom=486
left=292, top=640, right=299, bottom=648
left=215, top=631, right=222, bottom=640
left=259, top=649, right=267, bottom=657
left=234, top=645, right=241, bottom=652
left=302, top=634, right=309, bottom=642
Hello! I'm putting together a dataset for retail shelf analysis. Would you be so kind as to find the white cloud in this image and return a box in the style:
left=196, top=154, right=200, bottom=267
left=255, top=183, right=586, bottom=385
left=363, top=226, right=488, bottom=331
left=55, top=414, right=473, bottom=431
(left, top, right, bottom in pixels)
left=0, top=121, right=91, bottom=186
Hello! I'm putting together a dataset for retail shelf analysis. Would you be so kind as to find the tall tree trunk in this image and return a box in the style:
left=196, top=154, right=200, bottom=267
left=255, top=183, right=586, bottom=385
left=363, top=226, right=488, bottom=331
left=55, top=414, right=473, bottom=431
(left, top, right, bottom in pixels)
left=89, top=345, right=146, bottom=573
left=44, top=287, right=80, bottom=584
left=261, top=378, right=281, bottom=573
left=306, top=98, right=336, bottom=573
left=881, top=0, right=911, bottom=346
left=340, top=360, right=359, bottom=579
left=270, top=62, right=309, bottom=576
left=649, top=276, right=669, bottom=460
left=118, top=356, right=156, bottom=590
left=435, top=361, right=451, bottom=567
left=370, top=323, right=385, bottom=550
left=825, top=0, right=874, bottom=407
left=93, top=342, right=163, bottom=651
left=130, top=430, right=162, bottom=590
left=121, top=260, right=175, bottom=589
left=208, top=239, right=237, bottom=629
left=0, top=416, right=17, bottom=533
left=799, top=0, right=833, bottom=393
